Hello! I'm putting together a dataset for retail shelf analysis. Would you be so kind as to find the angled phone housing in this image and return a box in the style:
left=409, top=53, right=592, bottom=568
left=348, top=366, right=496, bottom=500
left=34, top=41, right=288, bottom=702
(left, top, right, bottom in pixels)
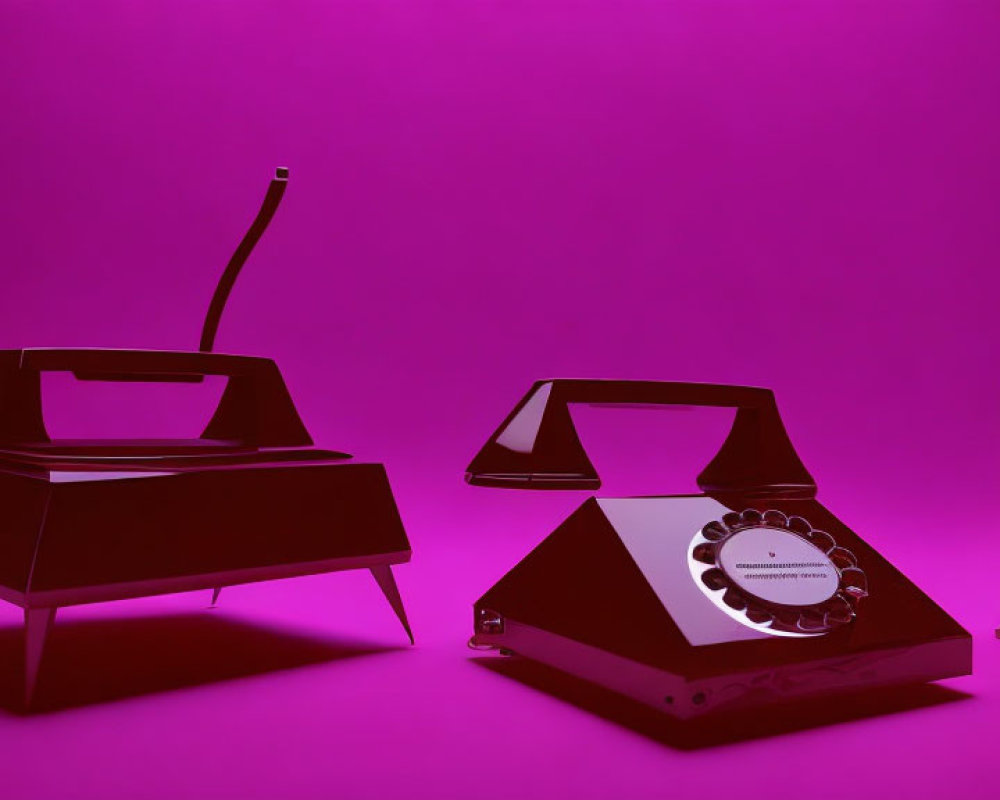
left=467, top=380, right=970, bottom=719
left=0, top=170, right=413, bottom=707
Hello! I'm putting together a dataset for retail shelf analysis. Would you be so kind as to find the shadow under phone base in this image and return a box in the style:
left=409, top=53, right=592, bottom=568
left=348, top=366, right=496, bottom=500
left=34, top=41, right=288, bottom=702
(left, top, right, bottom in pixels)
left=0, top=612, right=402, bottom=715
left=471, top=654, right=971, bottom=750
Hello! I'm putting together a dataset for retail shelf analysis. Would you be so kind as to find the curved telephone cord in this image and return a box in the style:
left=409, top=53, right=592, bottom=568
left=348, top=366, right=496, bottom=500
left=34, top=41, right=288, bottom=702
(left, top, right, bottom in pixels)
left=199, top=167, right=289, bottom=353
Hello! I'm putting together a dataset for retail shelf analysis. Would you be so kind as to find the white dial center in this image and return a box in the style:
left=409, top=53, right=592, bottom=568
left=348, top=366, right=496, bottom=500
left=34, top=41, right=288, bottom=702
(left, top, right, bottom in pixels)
left=717, top=527, right=839, bottom=606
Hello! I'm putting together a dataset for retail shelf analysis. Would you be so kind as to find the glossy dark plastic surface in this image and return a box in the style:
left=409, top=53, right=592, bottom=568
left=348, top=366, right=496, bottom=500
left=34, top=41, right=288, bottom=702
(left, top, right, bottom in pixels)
left=0, top=348, right=313, bottom=450
left=0, top=461, right=409, bottom=598
left=466, top=380, right=816, bottom=496
left=467, top=379, right=970, bottom=718
left=0, top=169, right=414, bottom=706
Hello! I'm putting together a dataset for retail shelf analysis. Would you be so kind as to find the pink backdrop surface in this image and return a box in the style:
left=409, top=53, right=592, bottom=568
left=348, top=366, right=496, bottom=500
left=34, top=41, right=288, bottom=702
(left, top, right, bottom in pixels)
left=1, top=2, right=999, bottom=798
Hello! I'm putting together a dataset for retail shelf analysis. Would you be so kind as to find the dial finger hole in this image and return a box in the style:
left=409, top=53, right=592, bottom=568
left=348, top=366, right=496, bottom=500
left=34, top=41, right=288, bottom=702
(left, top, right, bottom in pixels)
left=797, top=610, right=827, bottom=631
left=693, top=543, right=717, bottom=565
left=786, top=516, right=811, bottom=535
left=701, top=521, right=728, bottom=541
left=773, top=607, right=800, bottom=628
left=826, top=595, right=854, bottom=625
left=840, top=567, right=869, bottom=599
left=762, top=510, right=788, bottom=528
left=807, top=529, right=836, bottom=553
left=723, top=588, right=748, bottom=611
left=829, top=546, right=858, bottom=570
left=740, top=509, right=763, bottom=526
left=746, top=606, right=774, bottom=625
left=722, top=512, right=743, bottom=530
left=701, top=568, right=729, bottom=592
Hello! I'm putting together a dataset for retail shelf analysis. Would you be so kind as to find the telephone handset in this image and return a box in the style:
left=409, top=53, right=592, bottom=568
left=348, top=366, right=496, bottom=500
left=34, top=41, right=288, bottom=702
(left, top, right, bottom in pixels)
left=466, top=379, right=970, bottom=720
left=0, top=168, right=414, bottom=708
left=466, top=379, right=814, bottom=495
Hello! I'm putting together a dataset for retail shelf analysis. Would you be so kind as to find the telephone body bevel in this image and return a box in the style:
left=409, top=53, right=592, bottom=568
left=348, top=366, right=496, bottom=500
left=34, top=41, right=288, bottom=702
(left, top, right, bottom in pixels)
left=0, top=169, right=413, bottom=707
left=466, top=379, right=970, bottom=718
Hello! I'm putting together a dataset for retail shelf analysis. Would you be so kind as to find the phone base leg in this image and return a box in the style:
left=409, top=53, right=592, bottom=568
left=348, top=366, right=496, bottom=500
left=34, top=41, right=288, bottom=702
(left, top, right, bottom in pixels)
left=25, top=607, right=57, bottom=708
left=369, top=565, right=414, bottom=645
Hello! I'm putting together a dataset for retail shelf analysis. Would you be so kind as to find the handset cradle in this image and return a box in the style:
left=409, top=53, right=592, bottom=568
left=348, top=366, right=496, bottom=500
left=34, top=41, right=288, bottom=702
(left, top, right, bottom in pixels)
left=0, top=167, right=415, bottom=708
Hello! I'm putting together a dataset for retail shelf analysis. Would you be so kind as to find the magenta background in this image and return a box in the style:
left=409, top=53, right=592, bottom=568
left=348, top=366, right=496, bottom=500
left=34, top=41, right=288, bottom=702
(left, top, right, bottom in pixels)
left=1, top=1, right=999, bottom=798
